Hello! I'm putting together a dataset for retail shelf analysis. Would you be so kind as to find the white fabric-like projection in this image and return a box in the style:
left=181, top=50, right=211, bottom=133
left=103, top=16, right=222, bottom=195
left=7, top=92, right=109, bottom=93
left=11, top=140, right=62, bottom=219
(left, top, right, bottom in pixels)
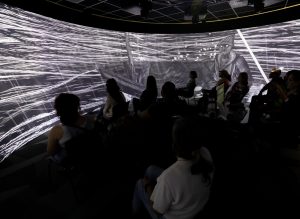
left=0, top=3, right=299, bottom=162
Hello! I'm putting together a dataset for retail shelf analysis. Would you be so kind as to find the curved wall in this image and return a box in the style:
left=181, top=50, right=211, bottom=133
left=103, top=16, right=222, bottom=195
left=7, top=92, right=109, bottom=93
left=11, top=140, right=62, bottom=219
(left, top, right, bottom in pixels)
left=2, top=0, right=300, bottom=33
left=0, top=4, right=300, bottom=162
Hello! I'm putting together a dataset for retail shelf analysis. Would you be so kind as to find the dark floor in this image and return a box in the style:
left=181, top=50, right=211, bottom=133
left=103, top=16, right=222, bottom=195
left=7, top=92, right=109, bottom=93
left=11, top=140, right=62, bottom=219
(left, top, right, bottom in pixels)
left=0, top=134, right=137, bottom=219
left=1, top=134, right=300, bottom=219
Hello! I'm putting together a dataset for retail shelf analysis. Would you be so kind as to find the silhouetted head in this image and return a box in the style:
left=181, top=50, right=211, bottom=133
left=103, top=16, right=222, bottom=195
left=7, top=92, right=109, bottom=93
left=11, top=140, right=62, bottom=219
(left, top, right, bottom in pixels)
left=219, top=69, right=231, bottom=81
left=269, top=68, right=281, bottom=79
left=106, top=78, right=124, bottom=103
left=190, top=71, right=198, bottom=79
left=172, top=116, right=214, bottom=182
left=106, top=78, right=120, bottom=94
left=286, top=70, right=300, bottom=92
left=54, top=93, right=80, bottom=125
left=161, top=81, right=177, bottom=99
left=146, top=75, right=158, bottom=94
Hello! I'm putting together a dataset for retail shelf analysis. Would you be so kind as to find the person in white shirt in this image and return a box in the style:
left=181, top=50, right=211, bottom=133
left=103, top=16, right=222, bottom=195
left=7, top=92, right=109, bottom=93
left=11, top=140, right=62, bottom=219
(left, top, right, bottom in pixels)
left=132, top=116, right=214, bottom=219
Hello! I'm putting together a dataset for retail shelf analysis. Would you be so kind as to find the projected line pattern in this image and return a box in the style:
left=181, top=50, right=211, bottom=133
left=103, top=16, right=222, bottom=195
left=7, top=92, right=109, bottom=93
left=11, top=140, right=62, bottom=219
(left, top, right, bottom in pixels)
left=0, top=3, right=300, bottom=162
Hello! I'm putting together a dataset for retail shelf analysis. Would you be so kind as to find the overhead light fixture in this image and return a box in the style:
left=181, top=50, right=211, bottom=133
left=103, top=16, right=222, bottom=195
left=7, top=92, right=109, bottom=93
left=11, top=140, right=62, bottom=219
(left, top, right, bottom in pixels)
left=122, top=0, right=152, bottom=17
left=65, top=0, right=84, bottom=3
left=123, top=6, right=142, bottom=16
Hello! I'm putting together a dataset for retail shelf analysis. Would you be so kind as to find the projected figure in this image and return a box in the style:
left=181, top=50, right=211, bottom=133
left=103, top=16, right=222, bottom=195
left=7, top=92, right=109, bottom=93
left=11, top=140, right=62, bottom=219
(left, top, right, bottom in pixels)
left=212, top=35, right=252, bottom=86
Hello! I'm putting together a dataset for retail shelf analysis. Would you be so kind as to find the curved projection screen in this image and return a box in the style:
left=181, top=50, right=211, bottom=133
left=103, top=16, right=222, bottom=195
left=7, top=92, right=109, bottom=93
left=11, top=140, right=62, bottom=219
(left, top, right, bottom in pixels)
left=0, top=3, right=300, bottom=162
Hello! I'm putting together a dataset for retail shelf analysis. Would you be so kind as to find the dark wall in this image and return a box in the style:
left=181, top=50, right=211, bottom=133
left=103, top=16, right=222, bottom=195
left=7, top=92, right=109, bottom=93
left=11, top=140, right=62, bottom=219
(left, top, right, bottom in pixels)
left=1, top=0, right=300, bottom=33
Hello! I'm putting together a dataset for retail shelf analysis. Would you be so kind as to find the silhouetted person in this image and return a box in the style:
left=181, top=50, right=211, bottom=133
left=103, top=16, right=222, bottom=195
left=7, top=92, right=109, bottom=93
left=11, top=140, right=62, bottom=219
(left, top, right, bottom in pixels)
left=47, top=93, right=96, bottom=164
left=139, top=75, right=158, bottom=111
left=258, top=68, right=286, bottom=121
left=132, top=116, right=214, bottom=219
left=148, top=81, right=188, bottom=119
left=198, top=69, right=231, bottom=116
left=224, top=72, right=250, bottom=122
left=279, top=70, right=300, bottom=148
left=102, top=78, right=126, bottom=120
left=216, top=69, right=232, bottom=94
left=177, top=71, right=197, bottom=98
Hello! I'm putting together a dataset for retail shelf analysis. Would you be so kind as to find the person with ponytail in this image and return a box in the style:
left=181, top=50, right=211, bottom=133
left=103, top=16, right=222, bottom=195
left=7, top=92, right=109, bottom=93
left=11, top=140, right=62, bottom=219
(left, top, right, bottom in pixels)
left=132, top=116, right=214, bottom=219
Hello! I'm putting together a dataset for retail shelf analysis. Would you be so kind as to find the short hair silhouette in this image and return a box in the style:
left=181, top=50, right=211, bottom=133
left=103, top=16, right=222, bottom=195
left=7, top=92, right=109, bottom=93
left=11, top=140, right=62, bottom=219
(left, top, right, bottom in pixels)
left=54, top=93, right=80, bottom=125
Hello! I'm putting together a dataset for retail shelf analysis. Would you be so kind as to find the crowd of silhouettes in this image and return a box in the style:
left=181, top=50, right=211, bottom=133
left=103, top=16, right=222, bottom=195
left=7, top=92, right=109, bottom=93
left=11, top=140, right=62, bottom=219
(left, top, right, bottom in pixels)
left=46, top=69, right=300, bottom=218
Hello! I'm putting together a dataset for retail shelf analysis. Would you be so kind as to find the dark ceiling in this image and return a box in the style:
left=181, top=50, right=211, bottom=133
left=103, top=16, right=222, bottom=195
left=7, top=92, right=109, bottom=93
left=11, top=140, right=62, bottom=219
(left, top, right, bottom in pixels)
left=1, top=0, right=300, bottom=32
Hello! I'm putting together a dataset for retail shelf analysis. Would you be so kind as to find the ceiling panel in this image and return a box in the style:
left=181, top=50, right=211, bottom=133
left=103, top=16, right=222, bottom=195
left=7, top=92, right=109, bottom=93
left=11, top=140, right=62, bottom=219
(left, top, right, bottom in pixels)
left=78, top=0, right=101, bottom=7
left=1, top=0, right=300, bottom=33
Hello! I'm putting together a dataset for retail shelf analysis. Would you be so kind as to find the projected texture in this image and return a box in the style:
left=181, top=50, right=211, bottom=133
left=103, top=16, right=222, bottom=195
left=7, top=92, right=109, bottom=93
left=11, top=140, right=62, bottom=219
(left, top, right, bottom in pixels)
left=0, top=3, right=300, bottom=162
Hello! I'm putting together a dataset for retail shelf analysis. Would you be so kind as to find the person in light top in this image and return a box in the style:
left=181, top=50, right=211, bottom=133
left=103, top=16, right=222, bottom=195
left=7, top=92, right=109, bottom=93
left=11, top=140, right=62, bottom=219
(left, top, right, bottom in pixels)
left=132, top=116, right=214, bottom=219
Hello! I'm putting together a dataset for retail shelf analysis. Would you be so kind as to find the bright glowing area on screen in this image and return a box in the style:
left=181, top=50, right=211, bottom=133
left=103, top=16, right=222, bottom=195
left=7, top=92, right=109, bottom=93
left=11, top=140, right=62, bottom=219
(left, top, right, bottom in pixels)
left=0, top=3, right=300, bottom=162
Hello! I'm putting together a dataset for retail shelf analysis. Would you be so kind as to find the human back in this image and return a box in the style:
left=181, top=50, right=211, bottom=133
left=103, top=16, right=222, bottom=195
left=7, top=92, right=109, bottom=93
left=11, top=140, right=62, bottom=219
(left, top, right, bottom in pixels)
left=58, top=116, right=100, bottom=167
left=152, top=147, right=213, bottom=219
left=139, top=75, right=158, bottom=111
left=103, top=78, right=126, bottom=120
left=150, top=116, right=214, bottom=219
left=47, top=93, right=100, bottom=167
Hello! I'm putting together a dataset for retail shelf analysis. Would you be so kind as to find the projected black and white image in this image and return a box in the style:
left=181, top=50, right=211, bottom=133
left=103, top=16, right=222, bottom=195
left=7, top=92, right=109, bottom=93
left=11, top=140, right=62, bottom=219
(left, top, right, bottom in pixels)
left=0, top=3, right=299, bottom=162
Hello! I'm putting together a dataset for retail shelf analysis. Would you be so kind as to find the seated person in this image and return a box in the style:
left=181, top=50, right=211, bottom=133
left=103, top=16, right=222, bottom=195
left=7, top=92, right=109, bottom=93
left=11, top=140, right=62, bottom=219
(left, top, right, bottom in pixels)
left=258, top=68, right=287, bottom=120
left=47, top=93, right=96, bottom=164
left=138, top=75, right=158, bottom=112
left=224, top=72, right=250, bottom=121
left=132, top=116, right=214, bottom=219
left=102, top=78, right=126, bottom=120
left=177, top=71, right=197, bottom=98
left=280, top=70, right=300, bottom=147
left=140, top=81, right=187, bottom=120
left=259, top=68, right=286, bottom=97
left=197, top=70, right=231, bottom=116
left=216, top=69, right=232, bottom=94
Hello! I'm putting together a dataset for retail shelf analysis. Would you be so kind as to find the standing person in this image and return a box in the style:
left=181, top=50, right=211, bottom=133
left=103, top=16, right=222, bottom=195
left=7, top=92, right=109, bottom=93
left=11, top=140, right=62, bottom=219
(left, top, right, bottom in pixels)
left=132, top=116, right=214, bottom=219
left=213, top=35, right=252, bottom=86
left=177, top=71, right=198, bottom=98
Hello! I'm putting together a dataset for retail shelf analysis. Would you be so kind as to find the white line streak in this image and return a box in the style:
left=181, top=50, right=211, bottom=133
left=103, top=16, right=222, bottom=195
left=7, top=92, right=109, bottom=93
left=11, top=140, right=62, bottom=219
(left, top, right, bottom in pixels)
left=237, top=29, right=269, bottom=83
